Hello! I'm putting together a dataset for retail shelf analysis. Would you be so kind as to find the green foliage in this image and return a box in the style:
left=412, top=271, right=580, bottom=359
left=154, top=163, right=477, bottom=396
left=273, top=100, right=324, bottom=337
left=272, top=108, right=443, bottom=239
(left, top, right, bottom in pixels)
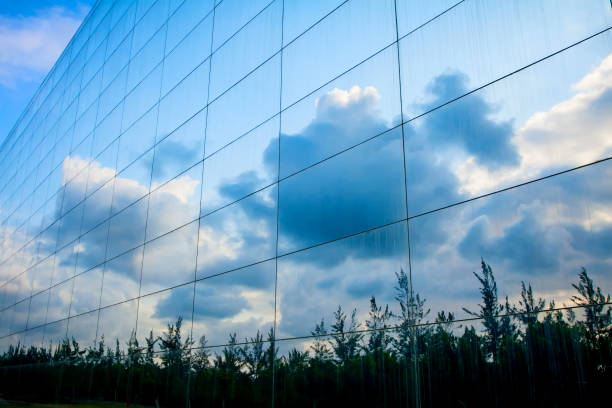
left=571, top=267, right=612, bottom=343
left=515, top=281, right=546, bottom=325
left=329, top=305, right=363, bottom=364
left=463, top=259, right=504, bottom=358
left=365, top=296, right=393, bottom=353
left=0, top=263, right=610, bottom=407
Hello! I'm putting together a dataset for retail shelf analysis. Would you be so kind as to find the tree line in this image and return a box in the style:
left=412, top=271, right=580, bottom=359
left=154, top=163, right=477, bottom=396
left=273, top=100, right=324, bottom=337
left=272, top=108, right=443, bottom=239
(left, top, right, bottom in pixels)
left=0, top=260, right=610, bottom=407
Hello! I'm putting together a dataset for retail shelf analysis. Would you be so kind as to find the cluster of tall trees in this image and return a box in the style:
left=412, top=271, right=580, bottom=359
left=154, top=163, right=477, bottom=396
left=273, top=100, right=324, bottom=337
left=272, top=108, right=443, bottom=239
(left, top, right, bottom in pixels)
left=0, top=260, right=610, bottom=407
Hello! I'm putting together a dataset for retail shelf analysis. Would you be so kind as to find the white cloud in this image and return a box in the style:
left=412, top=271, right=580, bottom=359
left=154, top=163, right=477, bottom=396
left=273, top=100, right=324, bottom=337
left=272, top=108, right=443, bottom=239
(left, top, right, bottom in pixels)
left=314, top=85, right=382, bottom=125
left=515, top=52, right=612, bottom=171
left=456, top=52, right=612, bottom=196
left=0, top=6, right=88, bottom=87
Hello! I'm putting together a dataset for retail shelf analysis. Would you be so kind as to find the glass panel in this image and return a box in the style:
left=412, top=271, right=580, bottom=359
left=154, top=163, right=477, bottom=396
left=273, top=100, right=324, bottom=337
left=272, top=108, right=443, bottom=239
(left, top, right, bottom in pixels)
left=209, top=0, right=282, bottom=100
left=70, top=266, right=104, bottom=316
left=212, top=0, right=272, bottom=50
left=109, top=1, right=136, bottom=53
left=276, top=221, right=408, bottom=340
left=201, top=116, right=278, bottom=215
left=135, top=285, right=191, bottom=406
left=132, top=0, right=170, bottom=55
left=56, top=205, right=84, bottom=250
left=278, top=127, right=406, bottom=254
left=398, top=0, right=612, bottom=119
left=147, top=165, right=202, bottom=241
left=151, top=110, right=205, bottom=188
left=81, top=182, right=114, bottom=234
left=135, top=283, right=193, bottom=346
left=106, top=197, right=148, bottom=259
left=162, top=12, right=213, bottom=96
left=66, top=309, right=98, bottom=348
left=157, top=61, right=209, bottom=139
left=273, top=330, right=415, bottom=408
left=46, top=278, right=74, bottom=324
left=283, top=0, right=345, bottom=45
left=135, top=0, right=157, bottom=22
left=280, top=46, right=401, bottom=178
left=127, top=25, right=167, bottom=93
left=205, top=54, right=281, bottom=155
left=166, top=0, right=214, bottom=53
left=192, top=259, right=276, bottom=347
left=409, top=160, right=612, bottom=321
left=100, top=247, right=142, bottom=308
left=196, top=184, right=277, bottom=279
left=51, top=244, right=78, bottom=286
left=0, top=305, right=15, bottom=337
left=42, top=318, right=67, bottom=351
left=31, top=255, right=54, bottom=296
left=22, top=325, right=45, bottom=349
left=27, top=289, right=50, bottom=329
left=102, top=34, right=131, bottom=90
left=78, top=70, right=104, bottom=120
left=116, top=105, right=158, bottom=172
left=96, top=298, right=138, bottom=352
left=10, top=297, right=30, bottom=334
left=403, top=31, right=612, bottom=217
left=396, top=0, right=461, bottom=38
left=98, top=66, right=128, bottom=124
left=114, top=150, right=154, bottom=212
left=140, top=220, right=198, bottom=295
left=92, top=101, right=123, bottom=160
left=122, top=64, right=163, bottom=131
left=73, top=104, right=97, bottom=149
left=83, top=39, right=107, bottom=87
left=188, top=341, right=273, bottom=407
left=282, top=0, right=396, bottom=108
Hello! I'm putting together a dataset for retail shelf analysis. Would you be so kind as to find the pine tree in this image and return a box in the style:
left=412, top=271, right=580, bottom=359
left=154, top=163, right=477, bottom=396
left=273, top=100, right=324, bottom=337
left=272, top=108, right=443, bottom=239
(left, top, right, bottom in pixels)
left=191, top=335, right=211, bottom=371
left=126, top=329, right=142, bottom=367
left=215, top=332, right=241, bottom=374
left=394, top=268, right=430, bottom=357
left=159, top=316, right=193, bottom=370
left=329, top=305, right=362, bottom=364
left=285, top=348, right=309, bottom=373
left=144, top=330, right=157, bottom=366
left=240, top=330, right=266, bottom=378
left=515, top=281, right=545, bottom=326
left=500, top=296, right=518, bottom=340
left=264, top=327, right=277, bottom=370
left=463, top=259, right=503, bottom=359
left=310, top=318, right=333, bottom=361
left=571, top=268, right=612, bottom=343
left=365, top=296, right=393, bottom=353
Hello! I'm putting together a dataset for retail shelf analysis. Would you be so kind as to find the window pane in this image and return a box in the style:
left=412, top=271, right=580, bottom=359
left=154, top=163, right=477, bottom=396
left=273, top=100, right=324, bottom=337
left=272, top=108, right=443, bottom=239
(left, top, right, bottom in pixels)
left=409, top=160, right=612, bottom=321
left=398, top=0, right=612, bottom=119
left=197, top=185, right=277, bottom=279
left=140, top=220, right=198, bottom=295
left=276, top=222, right=408, bottom=339
left=192, top=260, right=275, bottom=347
left=201, top=116, right=278, bottom=215
left=280, top=46, right=400, bottom=178
left=403, top=32, right=612, bottom=217
left=205, top=55, right=281, bottom=155
left=278, top=127, right=406, bottom=254
left=282, top=0, right=396, bottom=108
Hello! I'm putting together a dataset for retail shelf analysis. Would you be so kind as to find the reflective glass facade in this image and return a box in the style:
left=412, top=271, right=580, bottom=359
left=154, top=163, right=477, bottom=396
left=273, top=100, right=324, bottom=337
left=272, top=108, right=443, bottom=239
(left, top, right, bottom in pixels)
left=0, top=0, right=611, bottom=406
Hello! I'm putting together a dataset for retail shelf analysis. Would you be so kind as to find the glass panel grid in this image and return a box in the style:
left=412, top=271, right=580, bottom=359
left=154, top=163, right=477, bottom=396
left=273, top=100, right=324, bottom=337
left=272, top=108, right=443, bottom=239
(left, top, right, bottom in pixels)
left=0, top=1, right=611, bottom=406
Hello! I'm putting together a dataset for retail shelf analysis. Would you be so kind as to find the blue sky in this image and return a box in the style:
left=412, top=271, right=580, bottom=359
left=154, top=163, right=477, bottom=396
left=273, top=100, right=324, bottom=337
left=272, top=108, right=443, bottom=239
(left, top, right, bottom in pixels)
left=0, top=0, right=94, bottom=141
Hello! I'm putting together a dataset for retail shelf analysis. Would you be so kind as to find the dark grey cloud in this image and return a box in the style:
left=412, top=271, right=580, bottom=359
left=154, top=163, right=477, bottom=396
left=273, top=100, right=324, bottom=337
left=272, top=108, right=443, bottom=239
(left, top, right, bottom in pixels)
left=420, top=72, right=519, bottom=169
left=458, top=211, right=565, bottom=273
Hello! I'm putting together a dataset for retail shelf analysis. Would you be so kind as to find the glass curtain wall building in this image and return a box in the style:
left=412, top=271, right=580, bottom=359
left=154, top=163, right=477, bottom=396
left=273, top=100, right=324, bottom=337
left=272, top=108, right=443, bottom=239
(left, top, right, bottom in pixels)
left=0, top=0, right=611, bottom=405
